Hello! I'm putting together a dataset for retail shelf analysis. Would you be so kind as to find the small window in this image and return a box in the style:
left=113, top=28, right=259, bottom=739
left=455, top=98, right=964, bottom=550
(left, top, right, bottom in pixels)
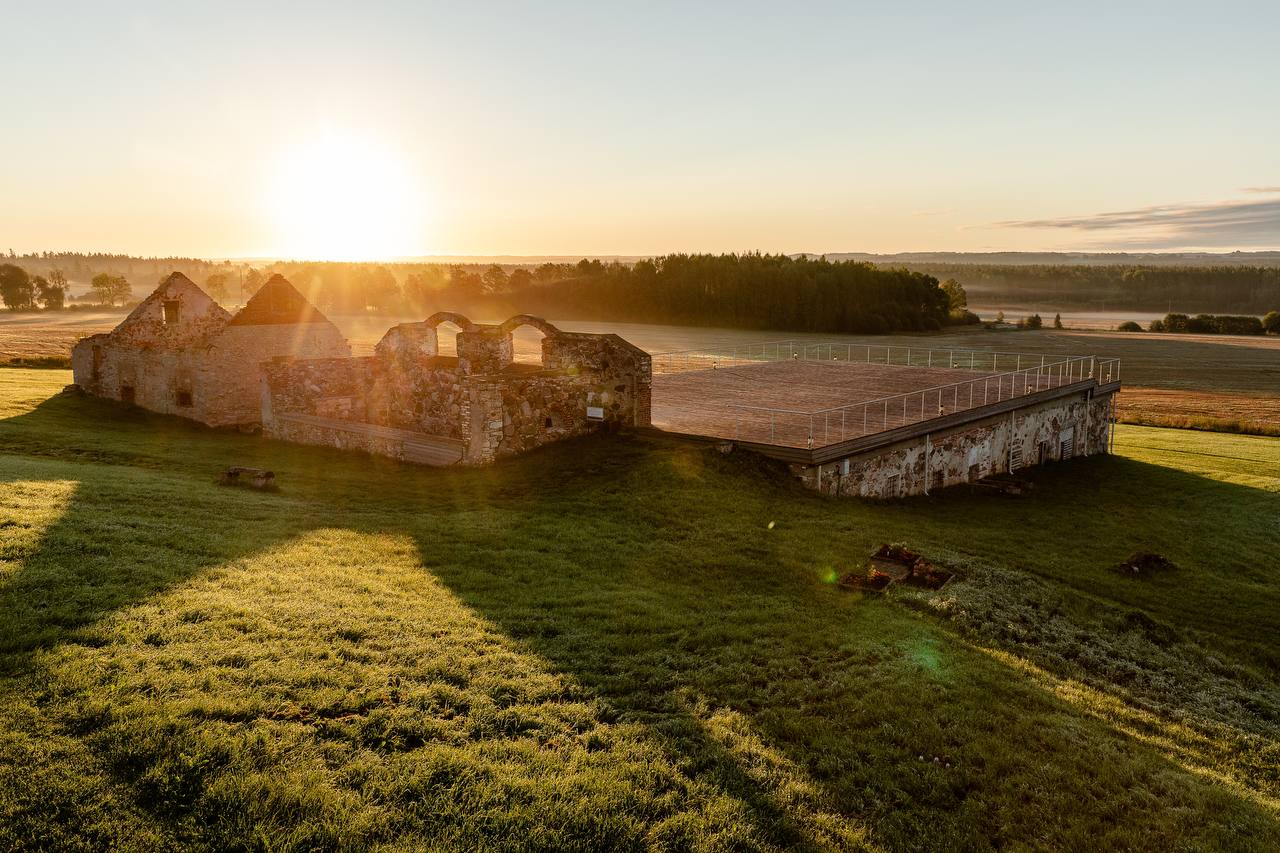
left=1060, top=436, right=1074, bottom=460
left=163, top=300, right=180, bottom=324
left=1010, top=446, right=1023, bottom=471
left=885, top=474, right=901, bottom=497
left=176, top=390, right=193, bottom=408
left=544, top=417, right=554, bottom=430
left=120, top=385, right=135, bottom=404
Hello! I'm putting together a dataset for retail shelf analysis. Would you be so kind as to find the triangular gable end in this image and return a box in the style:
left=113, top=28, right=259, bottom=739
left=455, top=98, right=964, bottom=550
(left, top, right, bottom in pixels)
left=229, top=274, right=333, bottom=326
left=110, top=272, right=232, bottom=345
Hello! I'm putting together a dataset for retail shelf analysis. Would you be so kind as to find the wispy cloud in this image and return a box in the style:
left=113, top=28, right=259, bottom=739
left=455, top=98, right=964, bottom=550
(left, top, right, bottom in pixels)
left=911, top=208, right=956, bottom=217
left=1242, top=186, right=1280, bottom=194
left=987, top=192, right=1280, bottom=249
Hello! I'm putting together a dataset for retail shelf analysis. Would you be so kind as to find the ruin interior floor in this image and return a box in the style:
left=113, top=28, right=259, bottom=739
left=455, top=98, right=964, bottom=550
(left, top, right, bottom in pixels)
left=651, top=361, right=1005, bottom=448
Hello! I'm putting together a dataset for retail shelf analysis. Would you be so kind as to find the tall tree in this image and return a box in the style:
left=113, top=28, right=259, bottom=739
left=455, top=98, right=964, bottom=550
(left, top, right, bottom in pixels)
left=205, top=273, right=229, bottom=303
left=242, top=267, right=264, bottom=302
left=940, top=278, right=967, bottom=313
left=91, top=272, right=131, bottom=306
left=34, top=275, right=66, bottom=310
left=0, top=264, right=34, bottom=310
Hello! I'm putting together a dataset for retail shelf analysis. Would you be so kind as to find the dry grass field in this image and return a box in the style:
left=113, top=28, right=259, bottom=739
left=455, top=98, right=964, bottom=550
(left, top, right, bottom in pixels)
left=5, top=311, right=1279, bottom=433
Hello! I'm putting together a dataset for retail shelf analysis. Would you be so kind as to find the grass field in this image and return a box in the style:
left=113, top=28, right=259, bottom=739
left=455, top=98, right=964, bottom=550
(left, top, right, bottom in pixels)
left=1, top=369, right=1279, bottom=850
left=5, top=310, right=1280, bottom=434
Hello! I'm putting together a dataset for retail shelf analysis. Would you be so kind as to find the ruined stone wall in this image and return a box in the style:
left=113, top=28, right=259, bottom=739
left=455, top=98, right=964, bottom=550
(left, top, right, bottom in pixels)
left=197, top=323, right=350, bottom=427
left=542, top=333, right=652, bottom=427
left=261, top=355, right=471, bottom=440
left=259, top=315, right=653, bottom=466
left=793, top=390, right=1117, bottom=498
left=465, top=371, right=637, bottom=463
left=71, top=336, right=207, bottom=420
left=457, top=328, right=513, bottom=374
left=70, top=274, right=231, bottom=418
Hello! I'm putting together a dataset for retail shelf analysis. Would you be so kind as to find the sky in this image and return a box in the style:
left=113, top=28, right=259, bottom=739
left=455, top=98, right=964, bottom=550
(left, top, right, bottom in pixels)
left=3, top=1, right=1279, bottom=260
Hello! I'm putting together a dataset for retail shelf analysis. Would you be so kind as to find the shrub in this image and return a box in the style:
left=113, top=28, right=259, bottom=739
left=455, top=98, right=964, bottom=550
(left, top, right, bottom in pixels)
left=1117, top=321, right=1143, bottom=332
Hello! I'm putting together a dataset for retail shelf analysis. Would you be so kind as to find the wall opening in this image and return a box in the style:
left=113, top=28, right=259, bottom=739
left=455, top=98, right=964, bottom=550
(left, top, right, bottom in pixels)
left=163, top=300, right=180, bottom=325
left=510, top=325, right=547, bottom=366
left=120, top=385, right=135, bottom=404
left=176, top=390, right=193, bottom=408
left=434, top=321, right=464, bottom=357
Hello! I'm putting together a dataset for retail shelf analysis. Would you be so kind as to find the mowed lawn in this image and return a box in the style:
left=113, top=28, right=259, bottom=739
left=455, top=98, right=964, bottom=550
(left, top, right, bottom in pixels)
left=0, top=369, right=1277, bottom=851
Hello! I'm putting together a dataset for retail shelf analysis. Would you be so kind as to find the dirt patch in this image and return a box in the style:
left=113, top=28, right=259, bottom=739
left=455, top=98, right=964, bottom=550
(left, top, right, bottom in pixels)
left=1114, top=552, right=1178, bottom=578
left=868, top=543, right=955, bottom=591
left=838, top=568, right=894, bottom=593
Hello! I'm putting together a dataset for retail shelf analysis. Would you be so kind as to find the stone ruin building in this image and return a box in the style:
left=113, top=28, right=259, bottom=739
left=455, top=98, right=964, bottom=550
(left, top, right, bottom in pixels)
left=71, top=272, right=350, bottom=428
left=72, top=275, right=653, bottom=466
left=261, top=312, right=652, bottom=465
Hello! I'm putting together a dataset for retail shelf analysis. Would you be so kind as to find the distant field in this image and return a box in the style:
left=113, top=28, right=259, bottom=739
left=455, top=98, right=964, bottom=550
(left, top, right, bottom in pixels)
left=0, top=369, right=1278, bottom=849
left=4, top=311, right=1280, bottom=433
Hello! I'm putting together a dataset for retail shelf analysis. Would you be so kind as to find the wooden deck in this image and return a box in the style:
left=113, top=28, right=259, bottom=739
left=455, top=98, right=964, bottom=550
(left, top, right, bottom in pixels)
left=651, top=361, right=1008, bottom=448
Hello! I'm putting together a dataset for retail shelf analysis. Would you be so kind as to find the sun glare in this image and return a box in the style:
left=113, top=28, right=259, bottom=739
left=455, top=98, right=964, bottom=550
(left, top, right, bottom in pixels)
left=263, top=133, right=426, bottom=261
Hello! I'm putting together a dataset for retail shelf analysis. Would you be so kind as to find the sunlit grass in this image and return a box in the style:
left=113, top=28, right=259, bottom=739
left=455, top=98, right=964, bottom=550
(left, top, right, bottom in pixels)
left=0, top=370, right=1277, bottom=850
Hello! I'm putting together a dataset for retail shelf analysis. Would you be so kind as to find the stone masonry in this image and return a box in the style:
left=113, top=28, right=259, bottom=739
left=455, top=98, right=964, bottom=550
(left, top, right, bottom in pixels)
left=791, top=389, right=1116, bottom=498
left=71, top=273, right=350, bottom=428
left=261, top=312, right=652, bottom=465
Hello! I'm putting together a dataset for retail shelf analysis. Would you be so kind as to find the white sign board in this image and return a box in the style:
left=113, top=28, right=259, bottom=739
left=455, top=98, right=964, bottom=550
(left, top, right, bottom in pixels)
left=586, top=406, right=605, bottom=420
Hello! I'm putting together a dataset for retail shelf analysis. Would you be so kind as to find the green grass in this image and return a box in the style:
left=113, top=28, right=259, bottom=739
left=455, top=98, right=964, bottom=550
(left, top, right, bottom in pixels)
left=1, top=368, right=1278, bottom=851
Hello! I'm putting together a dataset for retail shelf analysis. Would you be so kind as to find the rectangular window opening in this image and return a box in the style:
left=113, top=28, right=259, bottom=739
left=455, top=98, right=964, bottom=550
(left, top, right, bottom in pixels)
left=176, top=390, right=193, bottom=408
left=120, top=385, right=135, bottom=404
left=163, top=300, right=180, bottom=325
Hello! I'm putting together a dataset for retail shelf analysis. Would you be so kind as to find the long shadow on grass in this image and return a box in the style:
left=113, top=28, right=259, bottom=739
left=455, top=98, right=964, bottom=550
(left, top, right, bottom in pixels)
left=398, top=444, right=1280, bottom=849
left=0, top=460, right=314, bottom=673
left=4, top=392, right=1279, bottom=848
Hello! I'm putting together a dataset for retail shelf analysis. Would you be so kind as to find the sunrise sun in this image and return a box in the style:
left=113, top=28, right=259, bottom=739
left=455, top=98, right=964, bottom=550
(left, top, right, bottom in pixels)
left=263, top=132, right=425, bottom=261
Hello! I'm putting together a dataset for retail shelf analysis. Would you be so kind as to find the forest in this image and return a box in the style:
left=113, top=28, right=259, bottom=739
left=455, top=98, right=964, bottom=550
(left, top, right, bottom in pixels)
left=7, top=250, right=1280, bottom=329
left=275, top=254, right=954, bottom=333
left=894, top=262, right=1280, bottom=313
left=1, top=252, right=953, bottom=333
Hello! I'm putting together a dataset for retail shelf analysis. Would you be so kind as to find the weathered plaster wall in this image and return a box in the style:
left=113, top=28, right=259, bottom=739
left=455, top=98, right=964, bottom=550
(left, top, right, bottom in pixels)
left=792, top=390, right=1116, bottom=498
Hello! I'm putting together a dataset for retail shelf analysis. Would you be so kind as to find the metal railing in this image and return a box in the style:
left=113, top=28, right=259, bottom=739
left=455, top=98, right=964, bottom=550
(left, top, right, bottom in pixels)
left=652, top=340, right=1120, bottom=378
left=725, top=354, right=1118, bottom=449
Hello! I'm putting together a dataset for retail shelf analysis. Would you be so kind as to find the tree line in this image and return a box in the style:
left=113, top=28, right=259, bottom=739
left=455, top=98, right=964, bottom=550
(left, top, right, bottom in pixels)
left=1146, top=313, right=1274, bottom=335
left=277, top=255, right=953, bottom=333
left=1, top=254, right=955, bottom=334
left=891, top=263, right=1280, bottom=313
